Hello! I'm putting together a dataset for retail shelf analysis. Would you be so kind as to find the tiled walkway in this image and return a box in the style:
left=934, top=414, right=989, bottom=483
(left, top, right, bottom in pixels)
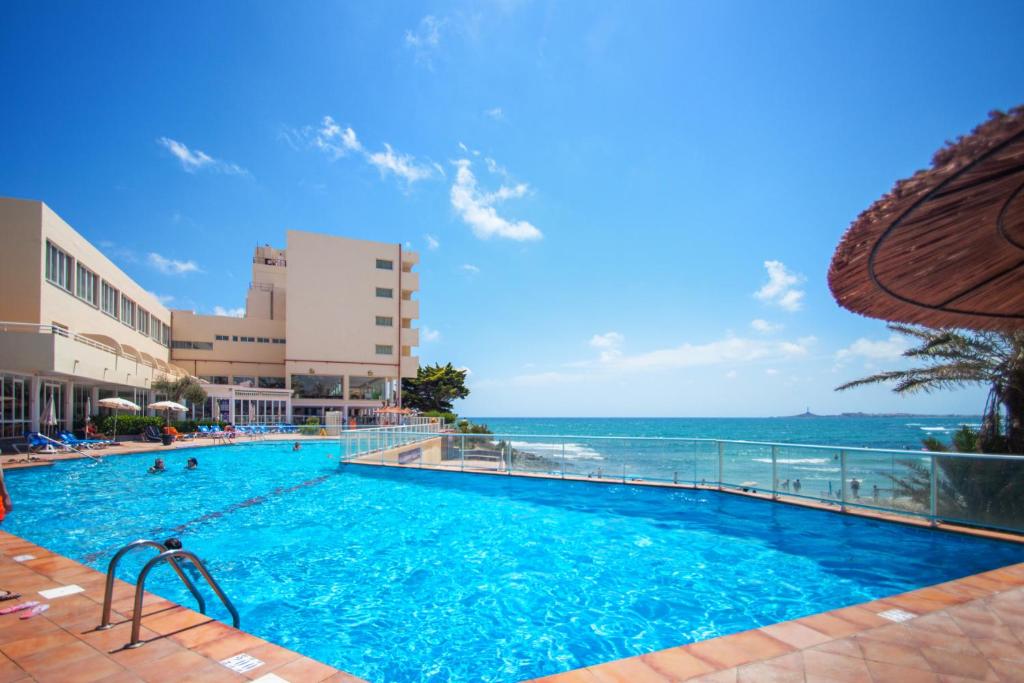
left=529, top=564, right=1024, bottom=682
left=0, top=532, right=364, bottom=682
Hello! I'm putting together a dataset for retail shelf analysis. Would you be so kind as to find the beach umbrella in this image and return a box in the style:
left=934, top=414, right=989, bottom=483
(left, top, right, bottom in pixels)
left=148, top=400, right=188, bottom=426
left=97, top=397, right=140, bottom=443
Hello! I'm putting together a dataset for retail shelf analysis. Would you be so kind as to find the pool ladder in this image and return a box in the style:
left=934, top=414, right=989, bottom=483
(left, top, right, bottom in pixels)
left=97, top=539, right=240, bottom=648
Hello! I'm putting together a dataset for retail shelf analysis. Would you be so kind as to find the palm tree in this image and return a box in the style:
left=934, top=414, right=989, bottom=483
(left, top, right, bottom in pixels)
left=835, top=324, right=1024, bottom=454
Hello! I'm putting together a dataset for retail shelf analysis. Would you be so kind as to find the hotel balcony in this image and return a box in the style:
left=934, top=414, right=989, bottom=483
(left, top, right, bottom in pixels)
left=400, top=355, right=419, bottom=378
left=401, top=270, right=420, bottom=291
left=401, top=327, right=419, bottom=346
left=401, top=298, right=420, bottom=319
left=0, top=322, right=186, bottom=389
left=402, top=250, right=419, bottom=266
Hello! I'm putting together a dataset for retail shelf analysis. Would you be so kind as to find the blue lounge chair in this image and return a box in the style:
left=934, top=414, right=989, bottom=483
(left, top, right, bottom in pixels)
left=58, top=431, right=110, bottom=449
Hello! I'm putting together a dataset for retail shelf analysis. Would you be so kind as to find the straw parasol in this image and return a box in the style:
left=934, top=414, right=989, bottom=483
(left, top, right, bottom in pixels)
left=829, top=106, right=1024, bottom=331
left=97, top=397, right=140, bottom=443
left=148, top=400, right=188, bottom=425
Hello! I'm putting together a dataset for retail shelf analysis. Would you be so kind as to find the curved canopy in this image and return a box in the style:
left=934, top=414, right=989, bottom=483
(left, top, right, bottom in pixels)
left=829, top=107, right=1024, bottom=331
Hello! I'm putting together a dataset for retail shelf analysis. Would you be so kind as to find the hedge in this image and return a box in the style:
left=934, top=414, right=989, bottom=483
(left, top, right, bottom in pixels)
left=92, top=415, right=226, bottom=435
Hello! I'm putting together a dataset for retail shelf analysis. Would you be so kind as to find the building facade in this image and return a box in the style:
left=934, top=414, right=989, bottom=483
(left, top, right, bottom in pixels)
left=0, top=198, right=183, bottom=437
left=169, top=230, right=420, bottom=424
left=0, top=197, right=421, bottom=440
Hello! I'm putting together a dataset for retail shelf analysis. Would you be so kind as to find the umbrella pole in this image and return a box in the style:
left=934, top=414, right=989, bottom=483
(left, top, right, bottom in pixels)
left=112, top=410, right=118, bottom=444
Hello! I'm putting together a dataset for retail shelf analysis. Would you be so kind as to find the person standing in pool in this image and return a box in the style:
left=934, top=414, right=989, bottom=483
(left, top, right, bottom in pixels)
left=148, top=458, right=165, bottom=474
left=793, top=479, right=801, bottom=493
left=850, top=478, right=861, bottom=499
left=185, top=457, right=198, bottom=470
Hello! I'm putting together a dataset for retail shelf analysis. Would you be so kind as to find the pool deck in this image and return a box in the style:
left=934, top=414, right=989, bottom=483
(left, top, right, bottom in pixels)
left=3, top=438, right=1024, bottom=681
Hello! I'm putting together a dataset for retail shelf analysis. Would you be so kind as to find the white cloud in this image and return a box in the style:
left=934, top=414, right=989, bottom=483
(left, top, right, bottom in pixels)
left=405, top=15, right=444, bottom=49
left=485, top=107, right=504, bottom=121
left=422, top=326, right=441, bottom=342
left=765, top=368, right=780, bottom=375
left=299, top=116, right=436, bottom=185
left=835, top=334, right=911, bottom=365
left=149, top=292, right=175, bottom=305
left=147, top=252, right=200, bottom=275
left=367, top=143, right=435, bottom=183
left=461, top=264, right=480, bottom=275
left=213, top=306, right=245, bottom=318
left=314, top=116, right=362, bottom=159
left=755, top=260, right=805, bottom=312
left=450, top=159, right=542, bottom=241
left=725, top=370, right=738, bottom=380
left=157, top=137, right=248, bottom=175
left=751, top=318, right=782, bottom=334
left=425, top=234, right=440, bottom=250
left=589, top=332, right=624, bottom=348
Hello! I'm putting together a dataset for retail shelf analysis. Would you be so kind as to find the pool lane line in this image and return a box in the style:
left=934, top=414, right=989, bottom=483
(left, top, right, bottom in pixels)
left=81, top=471, right=336, bottom=565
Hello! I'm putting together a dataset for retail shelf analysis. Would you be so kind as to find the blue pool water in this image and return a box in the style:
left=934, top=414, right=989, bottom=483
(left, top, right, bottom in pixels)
left=5, top=441, right=1023, bottom=682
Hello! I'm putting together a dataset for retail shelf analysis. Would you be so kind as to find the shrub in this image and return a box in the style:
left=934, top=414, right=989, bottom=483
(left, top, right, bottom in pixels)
left=94, top=415, right=165, bottom=435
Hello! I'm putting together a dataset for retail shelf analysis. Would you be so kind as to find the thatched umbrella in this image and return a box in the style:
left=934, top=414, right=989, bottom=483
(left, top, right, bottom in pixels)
left=829, top=106, right=1024, bottom=331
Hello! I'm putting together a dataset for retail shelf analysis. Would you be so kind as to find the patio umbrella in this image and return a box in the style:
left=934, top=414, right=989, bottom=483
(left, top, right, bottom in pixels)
left=40, top=395, right=57, bottom=439
left=148, top=400, right=188, bottom=426
left=97, top=397, right=140, bottom=443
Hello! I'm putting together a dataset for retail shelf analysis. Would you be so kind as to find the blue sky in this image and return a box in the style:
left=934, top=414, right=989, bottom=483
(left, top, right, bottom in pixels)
left=2, top=1, right=1022, bottom=417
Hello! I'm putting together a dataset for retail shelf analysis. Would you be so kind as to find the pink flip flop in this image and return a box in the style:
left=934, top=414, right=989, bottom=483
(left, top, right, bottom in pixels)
left=0, top=600, right=38, bottom=615
left=19, top=604, right=49, bottom=620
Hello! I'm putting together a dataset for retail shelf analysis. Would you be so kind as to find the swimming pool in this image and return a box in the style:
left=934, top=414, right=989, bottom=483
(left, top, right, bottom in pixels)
left=5, top=442, right=1024, bottom=682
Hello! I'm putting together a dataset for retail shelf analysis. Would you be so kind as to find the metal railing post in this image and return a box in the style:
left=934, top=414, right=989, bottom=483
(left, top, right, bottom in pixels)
left=771, top=445, right=778, bottom=500
left=460, top=434, right=465, bottom=471
left=561, top=438, right=566, bottom=479
left=930, top=454, right=939, bottom=526
left=717, top=441, right=724, bottom=490
left=840, top=450, right=847, bottom=512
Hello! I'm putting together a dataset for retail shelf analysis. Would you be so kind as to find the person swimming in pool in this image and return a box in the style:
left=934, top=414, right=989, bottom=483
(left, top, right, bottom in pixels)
left=148, top=458, right=165, bottom=474
left=293, top=442, right=301, bottom=451
left=185, top=457, right=198, bottom=470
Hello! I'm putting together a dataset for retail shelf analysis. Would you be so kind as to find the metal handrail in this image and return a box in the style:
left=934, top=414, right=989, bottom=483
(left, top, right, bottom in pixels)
left=127, top=549, right=240, bottom=648
left=35, top=432, right=103, bottom=463
left=97, top=540, right=207, bottom=630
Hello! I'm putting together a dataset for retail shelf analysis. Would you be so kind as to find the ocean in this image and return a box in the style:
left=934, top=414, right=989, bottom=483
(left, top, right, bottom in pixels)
left=467, top=415, right=979, bottom=450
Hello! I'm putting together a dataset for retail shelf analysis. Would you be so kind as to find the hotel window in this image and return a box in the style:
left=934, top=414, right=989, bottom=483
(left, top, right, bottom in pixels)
left=170, top=341, right=213, bottom=350
left=101, top=282, right=119, bottom=318
left=240, top=336, right=255, bottom=343
left=272, top=338, right=286, bottom=344
left=375, top=344, right=393, bottom=355
left=232, top=376, right=256, bottom=388
left=151, top=319, right=162, bottom=341
left=375, top=316, right=393, bottom=327
left=137, top=308, right=150, bottom=336
left=215, top=334, right=229, bottom=341
left=120, top=294, right=135, bottom=327
left=75, top=263, right=98, bottom=306
left=349, top=376, right=386, bottom=400
left=376, top=258, right=394, bottom=270
left=290, top=375, right=343, bottom=399
left=45, top=241, right=73, bottom=291
left=161, top=323, right=170, bottom=346
left=376, top=287, right=393, bottom=298
left=256, top=337, right=269, bottom=343
left=258, top=376, right=286, bottom=389
left=199, top=375, right=229, bottom=385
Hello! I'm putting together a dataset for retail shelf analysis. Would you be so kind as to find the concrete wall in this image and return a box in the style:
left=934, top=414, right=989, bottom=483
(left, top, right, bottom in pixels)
left=169, top=310, right=286, bottom=381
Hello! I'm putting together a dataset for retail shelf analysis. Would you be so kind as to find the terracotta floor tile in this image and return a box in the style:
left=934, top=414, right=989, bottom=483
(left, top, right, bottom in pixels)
left=138, top=608, right=212, bottom=636
left=107, top=635, right=189, bottom=671
left=583, top=658, right=671, bottom=683
left=264, top=655, right=337, bottom=682
left=811, top=638, right=862, bottom=659
left=0, top=614, right=63, bottom=647
left=987, top=657, right=1024, bottom=683
left=971, top=636, right=1024, bottom=662
left=853, top=634, right=932, bottom=670
left=0, top=653, right=25, bottom=683
left=735, top=659, right=804, bottom=683
left=686, top=670, right=737, bottom=683
left=920, top=647, right=999, bottom=681
left=910, top=612, right=967, bottom=636
left=947, top=603, right=1006, bottom=627
left=168, top=621, right=238, bottom=649
left=236, top=643, right=301, bottom=680
left=1, top=629, right=80, bottom=660
left=797, top=613, right=865, bottom=639
left=93, top=671, right=145, bottom=683
left=864, top=660, right=940, bottom=683
left=685, top=631, right=791, bottom=669
left=30, top=652, right=126, bottom=683
left=129, top=649, right=231, bottom=683
left=191, top=630, right=265, bottom=662
left=320, top=673, right=370, bottom=683
left=640, top=647, right=715, bottom=680
left=801, top=650, right=872, bottom=683
left=830, top=606, right=891, bottom=629
left=12, top=639, right=99, bottom=676
left=760, top=621, right=833, bottom=649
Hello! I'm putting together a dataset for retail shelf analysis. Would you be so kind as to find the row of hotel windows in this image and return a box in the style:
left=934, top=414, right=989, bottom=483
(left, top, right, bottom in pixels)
left=197, top=375, right=388, bottom=400
left=172, top=336, right=286, bottom=349
left=46, top=241, right=170, bottom=345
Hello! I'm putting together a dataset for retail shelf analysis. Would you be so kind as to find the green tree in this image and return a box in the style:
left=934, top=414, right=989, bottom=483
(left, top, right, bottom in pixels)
left=835, top=324, right=1024, bottom=453
left=401, top=363, right=469, bottom=413
left=152, top=375, right=208, bottom=406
